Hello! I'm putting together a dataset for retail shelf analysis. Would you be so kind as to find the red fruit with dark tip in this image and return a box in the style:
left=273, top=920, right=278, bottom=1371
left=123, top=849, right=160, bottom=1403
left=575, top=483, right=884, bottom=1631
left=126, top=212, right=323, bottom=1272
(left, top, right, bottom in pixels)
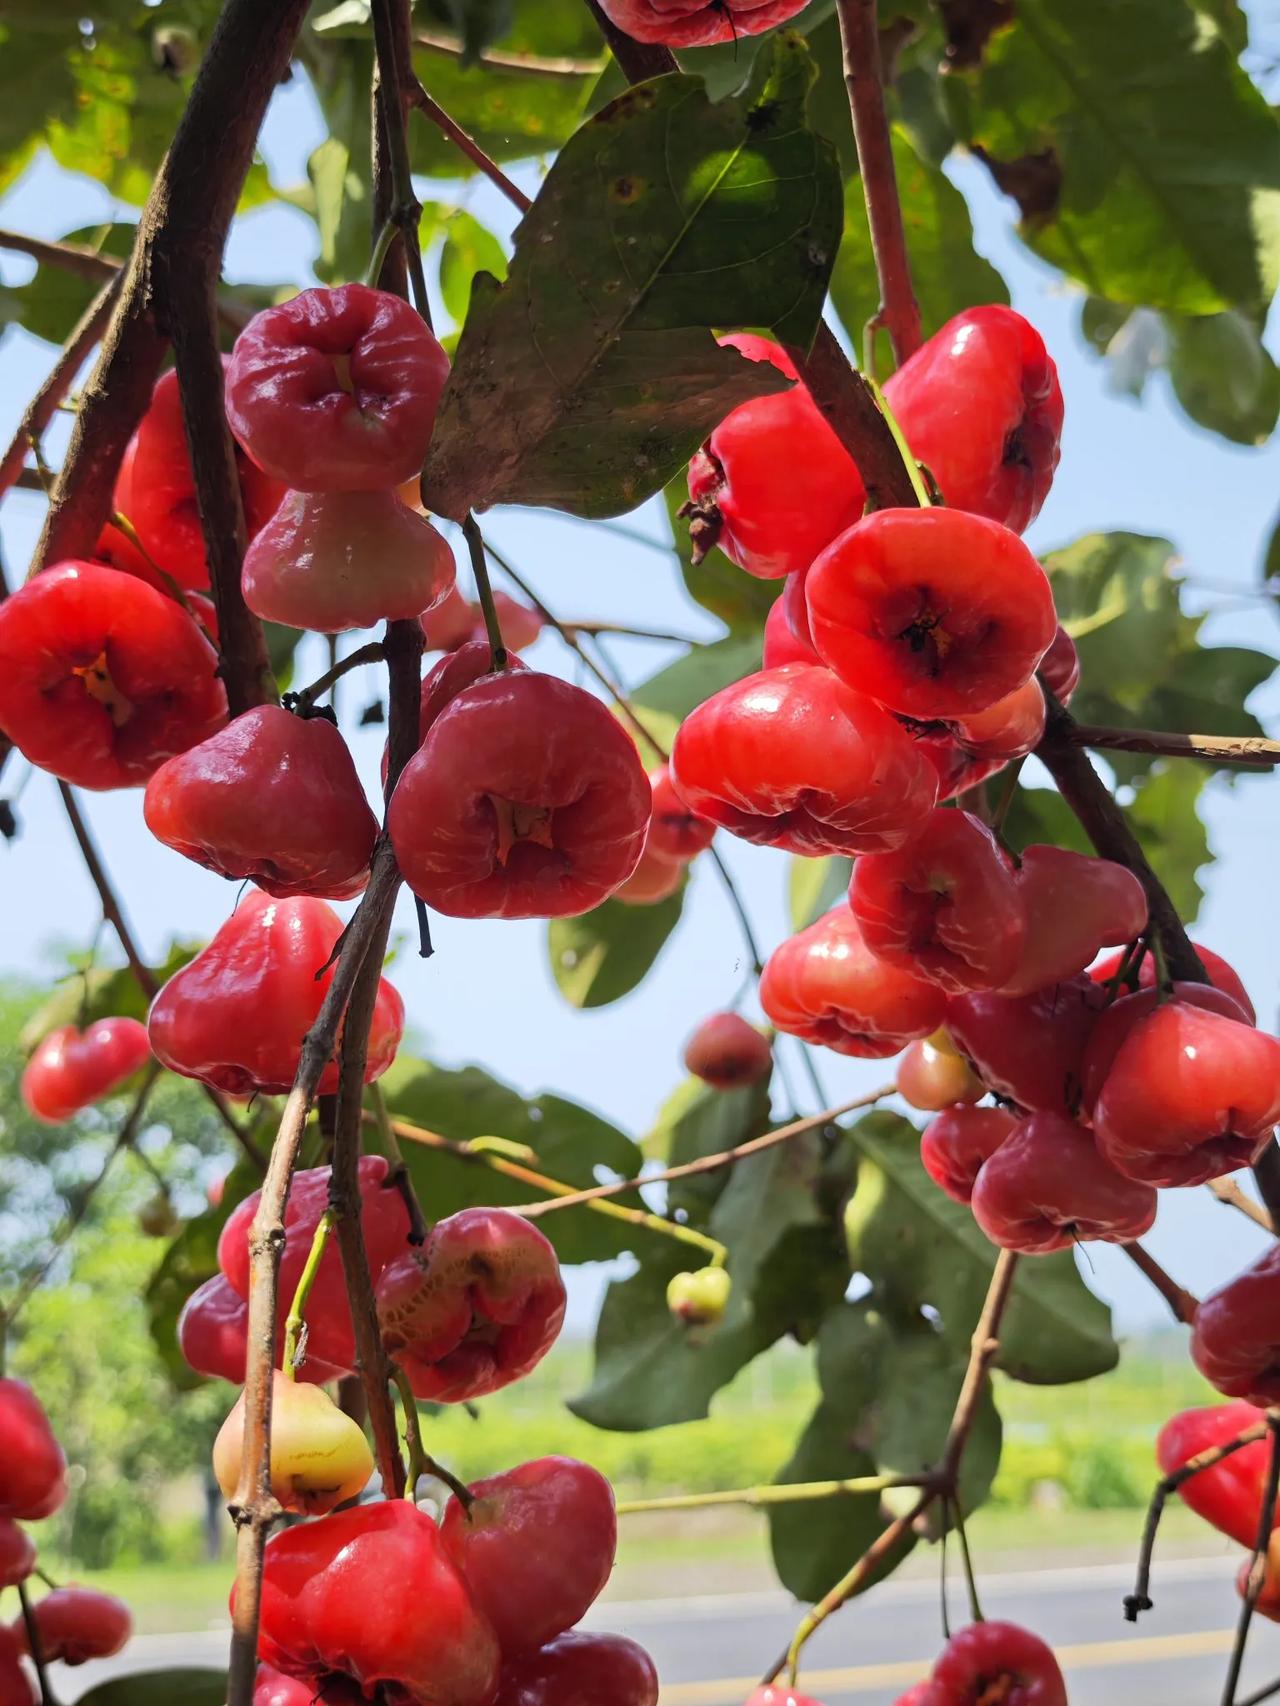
left=686, top=336, right=865, bottom=579
left=145, top=705, right=378, bottom=901
left=0, top=1382, right=65, bottom=1522
left=220, top=1158, right=410, bottom=1375
left=945, top=975, right=1107, bottom=1115
left=762, top=594, right=819, bottom=669
left=493, top=1631, right=658, bottom=1706
left=646, top=764, right=716, bottom=865
left=378, top=1207, right=566, bottom=1403
left=441, top=1457, right=616, bottom=1655
left=884, top=306, right=1064, bottom=534
left=253, top=1500, right=499, bottom=1706
left=970, top=1112, right=1157, bottom=1255
left=806, top=508, right=1058, bottom=721
left=1038, top=624, right=1080, bottom=703
left=0, top=562, right=227, bottom=791
left=684, top=1012, right=772, bottom=1090
left=148, top=891, right=403, bottom=1099
left=17, top=1588, right=131, bottom=1665
left=21, top=1017, right=151, bottom=1123
left=920, top=1105, right=1017, bottom=1203
left=849, top=808, right=1025, bottom=995
left=176, top=1274, right=346, bottom=1386
left=1090, top=998, right=1280, bottom=1186
left=1089, top=942, right=1254, bottom=1023
left=388, top=673, right=650, bottom=920
left=760, top=907, right=945, bottom=1058
left=1192, top=1248, right=1280, bottom=1408
left=225, top=283, right=450, bottom=491
left=1157, top=1403, right=1276, bottom=1549
left=1000, top=846, right=1148, bottom=998
left=928, top=1620, right=1067, bottom=1704
left=0, top=1521, right=36, bottom=1589
left=671, top=665, right=937, bottom=858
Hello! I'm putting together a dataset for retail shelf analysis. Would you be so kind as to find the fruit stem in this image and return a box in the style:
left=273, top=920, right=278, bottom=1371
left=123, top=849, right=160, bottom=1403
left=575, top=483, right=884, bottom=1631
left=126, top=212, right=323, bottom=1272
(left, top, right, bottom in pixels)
left=282, top=1209, right=335, bottom=1378
left=462, top=513, right=509, bottom=672
left=866, top=376, right=932, bottom=508
left=949, top=1495, right=984, bottom=1625
left=369, top=0, right=432, bottom=324
left=616, top=1474, right=922, bottom=1516
left=17, top=1582, right=58, bottom=1706
left=1121, top=1242, right=1199, bottom=1326
left=291, top=640, right=387, bottom=710
left=390, top=1362, right=474, bottom=1511
left=365, top=219, right=399, bottom=289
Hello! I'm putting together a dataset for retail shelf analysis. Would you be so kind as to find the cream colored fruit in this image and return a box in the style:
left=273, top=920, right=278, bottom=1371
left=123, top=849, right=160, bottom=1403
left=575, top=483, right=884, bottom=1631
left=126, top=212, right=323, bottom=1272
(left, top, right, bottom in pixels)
left=212, top=1371, right=373, bottom=1515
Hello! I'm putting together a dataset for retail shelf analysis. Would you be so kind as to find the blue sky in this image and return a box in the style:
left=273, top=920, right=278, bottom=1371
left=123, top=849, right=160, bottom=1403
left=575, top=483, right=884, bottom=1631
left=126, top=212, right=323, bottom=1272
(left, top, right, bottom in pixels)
left=1, top=49, right=1278, bottom=1333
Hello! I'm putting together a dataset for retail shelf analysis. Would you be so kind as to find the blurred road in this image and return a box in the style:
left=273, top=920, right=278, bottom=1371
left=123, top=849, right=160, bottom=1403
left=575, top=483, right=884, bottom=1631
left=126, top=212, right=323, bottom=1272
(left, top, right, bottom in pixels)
left=51, top=1554, right=1280, bottom=1704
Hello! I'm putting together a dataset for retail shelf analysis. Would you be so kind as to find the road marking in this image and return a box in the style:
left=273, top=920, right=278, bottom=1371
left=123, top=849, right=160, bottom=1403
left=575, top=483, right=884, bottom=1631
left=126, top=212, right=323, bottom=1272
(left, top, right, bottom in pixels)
left=657, top=1627, right=1237, bottom=1703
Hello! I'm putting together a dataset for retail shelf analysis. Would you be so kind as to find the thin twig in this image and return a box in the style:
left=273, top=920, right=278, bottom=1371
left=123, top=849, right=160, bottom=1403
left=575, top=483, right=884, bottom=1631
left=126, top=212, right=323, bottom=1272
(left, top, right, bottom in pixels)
left=407, top=77, right=532, bottom=212
left=370, top=0, right=431, bottom=323
left=1221, top=1415, right=1280, bottom=1706
left=415, top=30, right=605, bottom=78
left=1122, top=1243, right=1200, bottom=1326
left=0, top=227, right=119, bottom=284
left=293, top=641, right=387, bottom=708
left=391, top=1363, right=473, bottom=1508
left=790, top=328, right=921, bottom=511
left=567, top=620, right=705, bottom=645
left=1074, top=724, right=1280, bottom=769
left=371, top=1085, right=429, bottom=1245
left=1208, top=1177, right=1275, bottom=1233
left=17, top=1581, right=57, bottom=1706
left=463, top=514, right=509, bottom=669
left=617, top=1474, right=923, bottom=1515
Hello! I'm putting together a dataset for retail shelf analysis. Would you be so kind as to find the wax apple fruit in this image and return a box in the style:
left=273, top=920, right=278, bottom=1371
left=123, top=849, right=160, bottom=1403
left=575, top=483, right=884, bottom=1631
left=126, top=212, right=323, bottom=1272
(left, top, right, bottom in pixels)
left=255, top=1500, right=499, bottom=1706
left=1191, top=1248, right=1280, bottom=1407
left=441, top=1457, right=616, bottom=1654
left=685, top=336, right=864, bottom=578
left=671, top=665, right=937, bottom=858
left=913, top=677, right=1046, bottom=802
left=1090, top=941, right=1254, bottom=1022
left=970, top=1112, right=1156, bottom=1255
left=613, top=845, right=685, bottom=905
left=896, top=1035, right=983, bottom=1112
left=1000, top=847, right=1147, bottom=997
left=145, top=705, right=378, bottom=900
left=255, top=1668, right=366, bottom=1705
left=225, top=283, right=450, bottom=491
left=763, top=593, right=820, bottom=668
left=379, top=1208, right=566, bottom=1402
left=18, top=1588, right=131, bottom=1664
left=388, top=673, right=650, bottom=919
left=0, top=1382, right=65, bottom=1521
left=850, top=808, right=1024, bottom=994
left=927, top=1621, right=1066, bottom=1704
left=0, top=1520, right=35, bottom=1589
left=760, top=907, right=945, bottom=1057
left=806, top=508, right=1057, bottom=720
left=1156, top=1403, right=1275, bottom=1550
left=20, top=1017, right=151, bottom=1122
left=177, top=1274, right=346, bottom=1386
left=667, top=1266, right=732, bottom=1325
left=243, top=489, right=455, bottom=632
left=683, top=1012, right=772, bottom=1090
left=213, top=1372, right=374, bottom=1515
left=945, top=975, right=1106, bottom=1115
left=647, top=764, right=716, bottom=865
left=0, top=1625, right=35, bottom=1706
left=1039, top=624, right=1080, bottom=703
left=920, top=1105, right=1017, bottom=1203
left=493, top=1631, right=658, bottom=1706
left=1078, top=983, right=1249, bottom=1113
left=0, top=562, right=227, bottom=790
left=148, top=891, right=404, bottom=1098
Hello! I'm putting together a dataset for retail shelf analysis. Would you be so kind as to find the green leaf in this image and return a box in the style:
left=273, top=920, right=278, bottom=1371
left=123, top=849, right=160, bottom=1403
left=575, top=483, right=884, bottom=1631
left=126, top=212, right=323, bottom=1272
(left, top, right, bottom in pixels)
left=626, top=632, right=763, bottom=755
left=788, top=855, right=852, bottom=930
left=548, top=878, right=686, bottom=1009
left=662, top=476, right=776, bottom=632
left=947, top=0, right=1280, bottom=313
left=1125, top=763, right=1212, bottom=922
left=76, top=1673, right=228, bottom=1706
left=831, top=128, right=1007, bottom=349
left=425, top=0, right=515, bottom=60
left=0, top=223, right=133, bottom=347
left=647, top=1072, right=775, bottom=1219
left=303, top=36, right=375, bottom=286
left=421, top=35, right=841, bottom=520
left=768, top=1401, right=888, bottom=1600
left=379, top=1059, right=649, bottom=1263
left=842, top=1111, right=1119, bottom=1384
left=439, top=209, right=509, bottom=327
left=19, top=942, right=199, bottom=1054
left=1166, top=311, right=1279, bottom=445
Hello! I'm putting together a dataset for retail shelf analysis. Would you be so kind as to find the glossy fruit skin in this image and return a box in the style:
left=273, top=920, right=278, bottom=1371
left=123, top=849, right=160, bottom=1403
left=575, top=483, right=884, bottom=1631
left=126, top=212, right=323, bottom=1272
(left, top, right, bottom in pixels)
left=896, top=1038, right=984, bottom=1113
left=667, top=1266, right=732, bottom=1325
left=760, top=907, right=945, bottom=1058
left=20, top=1017, right=151, bottom=1123
left=244, top=489, right=454, bottom=634
left=683, top=1012, right=773, bottom=1090
left=1091, top=998, right=1280, bottom=1187
left=970, top=1112, right=1157, bottom=1255
left=1191, top=1247, right=1280, bottom=1407
left=19, top=1588, right=131, bottom=1665
left=0, top=1520, right=36, bottom=1590
left=763, top=593, right=820, bottom=668
left=614, top=845, right=685, bottom=905
left=379, top=1208, right=566, bottom=1403
left=176, top=1274, right=345, bottom=1386
left=807, top=508, right=1057, bottom=721
left=928, top=1621, right=1066, bottom=1705
left=388, top=673, right=650, bottom=920
left=382, top=641, right=529, bottom=790
left=686, top=337, right=865, bottom=579
left=884, top=307, right=1064, bottom=534
left=220, top=1157, right=410, bottom=1374
left=0, top=1624, right=36, bottom=1705
left=145, top=705, right=378, bottom=901
left=920, top=1105, right=1017, bottom=1203
left=421, top=583, right=477, bottom=651
left=493, top=1631, right=658, bottom=1706
left=1078, top=982, right=1249, bottom=1114
left=213, top=1372, right=374, bottom=1516
left=0, top=562, right=228, bottom=790
left=1000, top=847, right=1148, bottom=998
left=946, top=975, right=1107, bottom=1115
left=850, top=808, right=1024, bottom=995
left=1156, top=1402, right=1275, bottom=1550
left=0, top=1383, right=65, bottom=1522
left=1089, top=941, right=1254, bottom=1024
left=671, top=665, right=937, bottom=858
left=1038, top=624, right=1080, bottom=703
left=148, top=891, right=404, bottom=1098
left=254, top=1666, right=366, bottom=1705
left=441, top=1457, right=617, bottom=1654
left=255, top=1500, right=500, bottom=1706
left=745, top=1690, right=828, bottom=1706
left=225, top=283, right=450, bottom=491
left=128, top=367, right=284, bottom=589
left=913, top=677, right=1047, bottom=803
left=647, top=764, right=716, bottom=865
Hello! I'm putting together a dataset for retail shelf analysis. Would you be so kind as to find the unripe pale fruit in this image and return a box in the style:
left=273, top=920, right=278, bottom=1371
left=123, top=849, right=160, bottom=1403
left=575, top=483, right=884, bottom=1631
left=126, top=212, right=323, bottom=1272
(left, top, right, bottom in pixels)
left=667, top=1267, right=732, bottom=1326
left=896, top=1038, right=983, bottom=1112
left=212, top=1372, right=374, bottom=1516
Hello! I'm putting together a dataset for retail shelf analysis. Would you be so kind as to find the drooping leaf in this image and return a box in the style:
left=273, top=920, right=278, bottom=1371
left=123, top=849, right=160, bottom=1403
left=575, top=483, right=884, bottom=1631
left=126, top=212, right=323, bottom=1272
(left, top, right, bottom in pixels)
left=76, top=1673, right=228, bottom=1706
left=421, top=34, right=841, bottom=520
left=1165, top=311, right=1280, bottom=446
left=438, top=209, right=509, bottom=328
left=788, top=855, right=852, bottom=931
left=625, top=632, right=763, bottom=755
left=548, top=878, right=686, bottom=1009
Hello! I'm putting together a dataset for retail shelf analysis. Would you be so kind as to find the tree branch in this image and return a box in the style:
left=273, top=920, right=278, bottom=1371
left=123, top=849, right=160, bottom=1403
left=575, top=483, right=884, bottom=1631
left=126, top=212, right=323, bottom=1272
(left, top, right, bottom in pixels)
left=1074, top=724, right=1280, bottom=769
left=617, top=1473, right=926, bottom=1516
left=0, top=228, right=118, bottom=283
left=415, top=30, right=605, bottom=79
left=789, top=328, right=921, bottom=509
left=1208, top=1177, right=1274, bottom=1234
left=1122, top=1242, right=1200, bottom=1326
left=407, top=78, right=532, bottom=213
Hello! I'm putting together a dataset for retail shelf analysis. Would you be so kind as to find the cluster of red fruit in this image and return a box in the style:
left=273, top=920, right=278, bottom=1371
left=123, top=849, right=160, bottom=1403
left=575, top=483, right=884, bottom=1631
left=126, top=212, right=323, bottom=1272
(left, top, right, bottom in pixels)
left=0, top=1377, right=132, bottom=1698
